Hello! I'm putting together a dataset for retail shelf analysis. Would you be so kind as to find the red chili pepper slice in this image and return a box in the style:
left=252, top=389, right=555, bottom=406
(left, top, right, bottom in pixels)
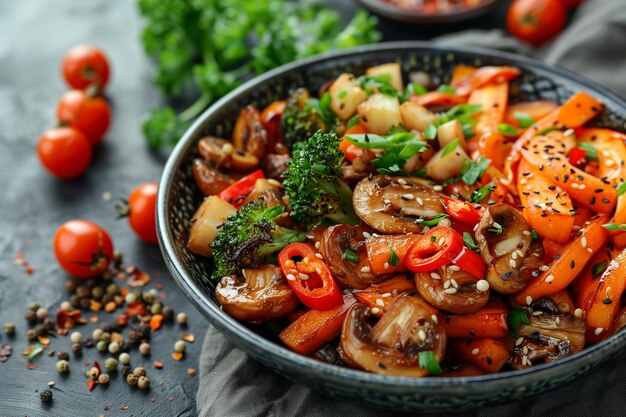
left=278, top=243, right=343, bottom=311
left=440, top=196, right=484, bottom=225
left=260, top=100, right=286, bottom=151
left=405, top=226, right=465, bottom=272
left=568, top=146, right=587, bottom=166
left=451, top=246, right=486, bottom=280
left=217, top=169, right=265, bottom=208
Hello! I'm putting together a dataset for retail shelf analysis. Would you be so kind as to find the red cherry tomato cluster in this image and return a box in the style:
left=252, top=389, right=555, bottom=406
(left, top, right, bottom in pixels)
left=37, top=45, right=111, bottom=180
left=506, top=0, right=583, bottom=46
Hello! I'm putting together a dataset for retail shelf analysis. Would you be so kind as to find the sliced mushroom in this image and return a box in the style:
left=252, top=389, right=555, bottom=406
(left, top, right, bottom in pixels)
left=415, top=265, right=489, bottom=314
left=191, top=158, right=234, bottom=196
left=215, top=265, right=298, bottom=322
left=262, top=153, right=290, bottom=181
left=475, top=203, right=533, bottom=294
left=232, top=105, right=268, bottom=160
left=242, top=179, right=284, bottom=208
left=510, top=310, right=585, bottom=369
left=198, top=136, right=259, bottom=171
left=340, top=294, right=446, bottom=377
left=353, top=175, right=444, bottom=234
left=319, top=224, right=378, bottom=290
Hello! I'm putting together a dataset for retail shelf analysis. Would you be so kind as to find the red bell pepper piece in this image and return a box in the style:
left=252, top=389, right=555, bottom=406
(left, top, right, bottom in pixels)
left=278, top=243, right=343, bottom=311
left=452, top=246, right=487, bottom=279
left=217, top=169, right=265, bottom=208
left=569, top=146, right=587, bottom=166
left=440, top=196, right=484, bottom=225
left=260, top=100, right=286, bottom=151
left=405, top=226, right=465, bottom=272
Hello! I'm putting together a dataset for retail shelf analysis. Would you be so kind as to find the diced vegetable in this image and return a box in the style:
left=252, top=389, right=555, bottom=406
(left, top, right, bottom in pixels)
left=400, top=101, right=436, bottom=132
left=448, top=338, right=510, bottom=373
left=329, top=73, right=368, bottom=120
left=187, top=196, right=237, bottom=257
left=425, top=144, right=469, bottom=182
left=437, top=120, right=467, bottom=150
left=365, top=63, right=404, bottom=92
left=357, top=93, right=402, bottom=134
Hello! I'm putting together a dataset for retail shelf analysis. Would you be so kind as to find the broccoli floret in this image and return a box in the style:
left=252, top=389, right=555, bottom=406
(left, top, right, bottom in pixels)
left=283, top=130, right=359, bottom=227
left=280, top=88, right=333, bottom=150
left=210, top=200, right=305, bottom=280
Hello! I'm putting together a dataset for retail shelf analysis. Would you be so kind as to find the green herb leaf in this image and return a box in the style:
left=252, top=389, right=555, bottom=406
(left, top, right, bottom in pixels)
left=436, top=85, right=457, bottom=94
left=578, top=142, right=599, bottom=162
left=441, top=139, right=459, bottom=158
left=497, top=123, right=521, bottom=137
left=469, top=183, right=496, bottom=204
left=617, top=182, right=626, bottom=196
left=357, top=74, right=398, bottom=96
left=347, top=114, right=360, bottom=129
left=508, top=308, right=530, bottom=337
left=592, top=260, right=608, bottom=278
left=400, top=82, right=428, bottom=102
left=513, top=112, right=535, bottom=128
left=537, top=126, right=563, bottom=136
left=488, top=224, right=504, bottom=235
left=343, top=249, right=359, bottom=263
left=434, top=104, right=482, bottom=127
left=418, top=351, right=443, bottom=375
left=460, top=157, right=491, bottom=185
left=530, top=230, right=540, bottom=240
left=463, top=232, right=480, bottom=252
left=338, top=90, right=347, bottom=100
left=421, top=214, right=449, bottom=227
left=27, top=343, right=44, bottom=362
left=602, top=222, right=626, bottom=232
left=462, top=123, right=475, bottom=139
left=389, top=250, right=399, bottom=267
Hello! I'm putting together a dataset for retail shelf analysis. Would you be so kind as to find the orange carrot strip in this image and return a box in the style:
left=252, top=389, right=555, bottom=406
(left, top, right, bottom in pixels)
left=518, top=158, right=574, bottom=243
left=504, top=100, right=558, bottom=128
left=366, top=234, right=421, bottom=275
left=439, top=304, right=508, bottom=339
left=587, top=248, right=626, bottom=330
left=410, top=92, right=467, bottom=108
left=451, top=65, right=477, bottom=84
left=573, top=244, right=616, bottom=312
left=366, top=274, right=417, bottom=294
left=469, top=83, right=509, bottom=136
left=451, top=66, right=521, bottom=97
left=448, top=338, right=510, bottom=373
left=516, top=215, right=610, bottom=304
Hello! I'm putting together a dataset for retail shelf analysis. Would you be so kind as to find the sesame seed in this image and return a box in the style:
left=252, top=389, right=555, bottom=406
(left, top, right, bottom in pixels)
left=382, top=292, right=392, bottom=298
left=516, top=250, right=524, bottom=257
left=438, top=237, right=445, bottom=246
left=433, top=185, right=443, bottom=191
left=527, top=358, right=533, bottom=366
left=523, top=230, right=531, bottom=236
left=397, top=179, right=407, bottom=185
left=402, top=193, right=414, bottom=200
left=450, top=279, right=459, bottom=289
left=315, top=253, right=323, bottom=259
left=493, top=222, right=502, bottom=229
left=522, top=356, right=528, bottom=366
left=511, top=251, right=518, bottom=260
left=471, top=348, right=480, bottom=355
left=286, top=274, right=296, bottom=281
left=431, top=314, right=438, bottom=324
left=360, top=266, right=371, bottom=273
left=540, top=265, right=550, bottom=271
left=416, top=197, right=424, bottom=206
left=532, top=310, right=543, bottom=316
left=606, top=159, right=615, bottom=166
left=520, top=178, right=528, bottom=185
left=392, top=289, right=398, bottom=296
left=299, top=273, right=309, bottom=281
left=418, top=330, right=427, bottom=342
left=375, top=299, right=385, bottom=307
left=448, top=265, right=461, bottom=272
left=443, top=288, right=458, bottom=294
left=526, top=296, right=533, bottom=305
left=574, top=308, right=583, bottom=318
left=314, top=241, right=321, bottom=249
left=384, top=262, right=389, bottom=270
left=476, top=280, right=490, bottom=292
left=383, top=199, right=391, bottom=205
left=594, top=327, right=604, bottom=336
left=515, top=337, right=524, bottom=346
left=443, top=280, right=451, bottom=289
left=522, top=346, right=529, bottom=355
left=545, top=275, right=555, bottom=283
left=371, top=307, right=380, bottom=314
left=362, top=232, right=372, bottom=239
left=588, top=248, right=593, bottom=253
left=431, top=272, right=441, bottom=280
left=581, top=237, right=587, bottom=247
left=510, top=259, right=517, bottom=268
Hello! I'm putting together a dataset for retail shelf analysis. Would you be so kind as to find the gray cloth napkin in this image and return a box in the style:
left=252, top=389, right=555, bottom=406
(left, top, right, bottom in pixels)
left=197, top=1, right=626, bottom=415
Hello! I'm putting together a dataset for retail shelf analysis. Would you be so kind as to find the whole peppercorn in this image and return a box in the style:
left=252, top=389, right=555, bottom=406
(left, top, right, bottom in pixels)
left=40, top=389, right=53, bottom=403
left=57, top=351, right=69, bottom=361
left=119, top=352, right=131, bottom=365
left=142, top=292, right=156, bottom=304
left=102, top=270, right=113, bottom=281
left=104, top=358, right=118, bottom=372
left=43, top=319, right=55, bottom=331
left=26, top=329, right=37, bottom=340
left=28, top=302, right=40, bottom=311
left=162, top=306, right=174, bottom=321
left=108, top=341, right=120, bottom=354
left=100, top=332, right=112, bottom=344
left=101, top=294, right=113, bottom=305
left=56, top=359, right=70, bottom=373
left=79, top=298, right=91, bottom=310
left=24, top=309, right=37, bottom=323
left=70, top=331, right=83, bottom=343
left=65, top=279, right=78, bottom=293
left=98, top=373, right=110, bottom=384
left=139, top=342, right=151, bottom=355
left=69, top=295, right=80, bottom=308
left=96, top=340, right=108, bottom=352
left=127, top=330, right=142, bottom=345
left=36, top=307, right=49, bottom=321
left=59, top=301, right=72, bottom=311
left=92, top=328, right=104, bottom=341
left=117, top=341, right=129, bottom=353
left=34, top=324, right=48, bottom=337
left=150, top=303, right=163, bottom=315
left=84, top=338, right=95, bottom=349
left=88, top=366, right=100, bottom=380
left=137, top=376, right=150, bottom=390
left=124, top=293, right=137, bottom=304
left=4, top=322, right=16, bottom=335
left=85, top=279, right=97, bottom=289
left=71, top=342, right=82, bottom=355
left=120, top=365, right=131, bottom=377
left=102, top=323, right=118, bottom=333
left=126, top=373, right=138, bottom=386
left=136, top=323, right=150, bottom=338
left=176, top=312, right=188, bottom=325
left=106, top=284, right=118, bottom=296
left=174, top=340, right=186, bottom=353
left=133, top=367, right=146, bottom=377
left=76, top=286, right=90, bottom=298
left=91, top=286, right=104, bottom=300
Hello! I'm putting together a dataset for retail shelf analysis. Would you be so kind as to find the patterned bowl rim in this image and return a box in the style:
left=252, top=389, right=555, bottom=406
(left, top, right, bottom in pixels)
left=158, top=41, right=626, bottom=390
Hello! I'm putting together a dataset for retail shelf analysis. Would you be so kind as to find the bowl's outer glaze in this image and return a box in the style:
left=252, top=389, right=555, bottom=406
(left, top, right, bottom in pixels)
left=158, top=42, right=626, bottom=411
left=353, top=0, right=503, bottom=24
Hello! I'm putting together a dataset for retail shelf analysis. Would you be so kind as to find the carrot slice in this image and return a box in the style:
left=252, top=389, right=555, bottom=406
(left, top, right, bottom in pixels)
left=448, top=338, right=510, bottom=373
left=451, top=65, right=477, bottom=84
left=587, top=248, right=626, bottom=331
left=518, top=158, right=574, bottom=243
left=521, top=132, right=617, bottom=213
left=573, top=244, right=617, bottom=312
left=410, top=92, right=467, bottom=107
left=366, top=234, right=421, bottom=275
left=542, top=238, right=566, bottom=262
left=439, top=303, right=508, bottom=339
left=451, top=66, right=521, bottom=97
left=505, top=92, right=605, bottom=190
left=469, top=83, right=509, bottom=136
left=366, top=274, right=417, bottom=294
left=504, top=100, right=558, bottom=128
left=516, top=215, right=610, bottom=305
left=279, top=292, right=356, bottom=355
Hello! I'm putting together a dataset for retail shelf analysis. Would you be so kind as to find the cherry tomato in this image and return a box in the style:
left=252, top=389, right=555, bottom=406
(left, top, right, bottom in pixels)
left=57, top=89, right=111, bottom=145
left=54, top=220, right=114, bottom=279
left=61, top=45, right=110, bottom=90
left=125, top=182, right=159, bottom=243
left=506, top=0, right=566, bottom=46
left=37, top=127, right=92, bottom=180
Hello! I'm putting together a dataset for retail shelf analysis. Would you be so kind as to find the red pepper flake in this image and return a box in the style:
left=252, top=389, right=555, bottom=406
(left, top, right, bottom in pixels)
left=181, top=333, right=196, bottom=343
left=171, top=352, right=183, bottom=361
left=187, top=368, right=196, bottom=376
left=117, top=272, right=126, bottom=281
left=167, top=396, right=174, bottom=401
left=155, top=283, right=163, bottom=290
left=37, top=336, right=51, bottom=345
left=117, top=313, right=129, bottom=327
left=87, top=379, right=97, bottom=391
left=126, top=302, right=146, bottom=317
left=150, top=398, right=156, bottom=403
left=153, top=361, right=163, bottom=369
left=26, top=363, right=37, bottom=370
left=90, top=315, right=99, bottom=323
left=104, top=403, right=113, bottom=410
left=127, top=268, right=151, bottom=288
left=25, top=266, right=34, bottom=275
left=149, top=314, right=164, bottom=331
left=0, top=343, right=12, bottom=362
left=120, top=405, right=129, bottom=410
left=93, top=360, right=101, bottom=373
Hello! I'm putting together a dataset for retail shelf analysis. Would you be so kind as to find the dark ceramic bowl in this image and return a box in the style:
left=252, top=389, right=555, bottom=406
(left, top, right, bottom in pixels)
left=353, top=0, right=502, bottom=24
left=157, top=42, right=626, bottom=411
